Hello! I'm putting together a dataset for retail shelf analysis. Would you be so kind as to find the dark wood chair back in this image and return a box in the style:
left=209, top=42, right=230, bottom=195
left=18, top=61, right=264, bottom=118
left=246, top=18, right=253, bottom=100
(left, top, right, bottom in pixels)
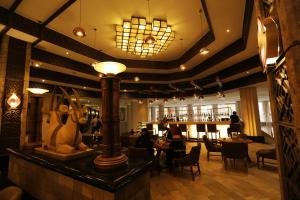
left=196, top=124, right=206, bottom=132
left=187, top=145, right=201, bottom=165
left=169, top=124, right=177, bottom=129
left=229, top=123, right=241, bottom=132
left=158, top=123, right=165, bottom=131
left=146, top=123, right=153, bottom=130
left=202, top=135, right=214, bottom=151
left=179, top=124, right=187, bottom=132
left=207, top=124, right=217, bottom=132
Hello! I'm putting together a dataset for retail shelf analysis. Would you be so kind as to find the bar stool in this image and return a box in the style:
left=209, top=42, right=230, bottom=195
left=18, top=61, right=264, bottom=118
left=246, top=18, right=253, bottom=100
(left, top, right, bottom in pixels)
left=146, top=123, right=156, bottom=135
left=169, top=123, right=177, bottom=129
left=196, top=124, right=206, bottom=142
left=179, top=124, right=189, bottom=141
left=207, top=124, right=220, bottom=140
left=158, top=123, right=165, bottom=137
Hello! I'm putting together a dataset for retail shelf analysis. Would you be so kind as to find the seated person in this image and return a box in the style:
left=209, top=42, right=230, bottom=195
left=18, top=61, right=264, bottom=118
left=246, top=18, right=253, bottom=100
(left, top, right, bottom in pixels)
left=135, top=128, right=154, bottom=157
left=166, top=127, right=186, bottom=167
left=230, top=111, right=240, bottom=123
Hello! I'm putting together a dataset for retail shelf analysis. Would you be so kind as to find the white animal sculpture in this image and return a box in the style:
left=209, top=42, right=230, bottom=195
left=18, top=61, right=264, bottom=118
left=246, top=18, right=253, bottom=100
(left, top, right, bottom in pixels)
left=44, top=87, right=88, bottom=154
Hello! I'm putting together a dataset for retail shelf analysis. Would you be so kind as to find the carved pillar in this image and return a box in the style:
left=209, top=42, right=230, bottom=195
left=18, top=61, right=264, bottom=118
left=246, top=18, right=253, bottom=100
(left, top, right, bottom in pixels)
left=94, top=76, right=127, bottom=170
left=239, top=87, right=261, bottom=136
left=0, top=36, right=30, bottom=153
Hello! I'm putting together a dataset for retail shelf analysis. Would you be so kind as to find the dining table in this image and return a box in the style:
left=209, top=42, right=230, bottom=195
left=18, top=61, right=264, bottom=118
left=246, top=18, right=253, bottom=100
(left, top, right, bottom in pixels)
left=218, top=137, right=253, bottom=163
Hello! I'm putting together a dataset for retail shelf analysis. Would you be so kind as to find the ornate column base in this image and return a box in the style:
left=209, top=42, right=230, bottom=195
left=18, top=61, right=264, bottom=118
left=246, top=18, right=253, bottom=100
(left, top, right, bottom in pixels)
left=94, top=154, right=128, bottom=171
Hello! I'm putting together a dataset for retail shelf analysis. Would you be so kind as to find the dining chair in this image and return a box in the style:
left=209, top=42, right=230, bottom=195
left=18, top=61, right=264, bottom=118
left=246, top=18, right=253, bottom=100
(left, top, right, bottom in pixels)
left=158, top=123, right=165, bottom=137
left=146, top=123, right=156, bottom=135
left=174, top=144, right=201, bottom=181
left=202, top=135, right=222, bottom=161
left=178, top=124, right=189, bottom=141
left=227, top=123, right=242, bottom=138
left=207, top=124, right=220, bottom=140
left=222, top=141, right=248, bottom=172
left=196, top=124, right=206, bottom=142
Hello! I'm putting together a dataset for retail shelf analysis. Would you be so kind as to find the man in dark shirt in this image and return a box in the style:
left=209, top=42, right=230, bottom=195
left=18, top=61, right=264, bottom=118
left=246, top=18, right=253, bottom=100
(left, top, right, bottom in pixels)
left=230, top=111, right=240, bottom=123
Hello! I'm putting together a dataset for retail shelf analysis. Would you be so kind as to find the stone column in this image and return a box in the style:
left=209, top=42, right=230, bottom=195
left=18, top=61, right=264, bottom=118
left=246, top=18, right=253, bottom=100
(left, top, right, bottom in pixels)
left=150, top=106, right=156, bottom=121
left=235, top=101, right=241, bottom=117
left=158, top=104, right=164, bottom=120
left=239, top=87, right=261, bottom=136
left=0, top=36, right=30, bottom=153
left=187, top=104, right=193, bottom=121
left=175, top=107, right=180, bottom=121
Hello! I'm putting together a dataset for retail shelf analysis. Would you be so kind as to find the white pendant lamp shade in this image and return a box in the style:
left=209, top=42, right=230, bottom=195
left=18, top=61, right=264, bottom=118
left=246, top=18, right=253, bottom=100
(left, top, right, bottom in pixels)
left=93, top=62, right=126, bottom=75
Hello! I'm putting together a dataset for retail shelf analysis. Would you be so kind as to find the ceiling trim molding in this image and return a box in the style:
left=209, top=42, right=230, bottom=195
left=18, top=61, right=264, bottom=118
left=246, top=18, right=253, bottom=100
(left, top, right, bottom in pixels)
left=30, top=55, right=260, bottom=91
left=29, top=72, right=266, bottom=99
left=31, top=46, right=260, bottom=82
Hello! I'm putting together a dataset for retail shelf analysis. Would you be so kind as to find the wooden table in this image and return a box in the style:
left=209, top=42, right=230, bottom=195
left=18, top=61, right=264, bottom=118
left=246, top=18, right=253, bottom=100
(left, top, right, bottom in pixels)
left=219, top=138, right=253, bottom=163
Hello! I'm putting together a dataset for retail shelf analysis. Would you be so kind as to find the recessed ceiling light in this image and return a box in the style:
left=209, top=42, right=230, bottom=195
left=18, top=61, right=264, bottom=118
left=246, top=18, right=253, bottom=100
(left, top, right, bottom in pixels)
left=138, top=99, right=143, bottom=104
left=246, top=71, right=250, bottom=74
left=66, top=51, right=69, bottom=55
left=134, top=76, right=140, bottom=82
left=199, top=48, right=209, bottom=55
left=34, top=63, right=40, bottom=67
left=42, top=79, right=45, bottom=82
left=123, top=89, right=127, bottom=92
left=83, top=86, right=86, bottom=89
left=226, top=29, right=230, bottom=33
left=180, top=64, right=186, bottom=71
left=98, top=73, right=103, bottom=78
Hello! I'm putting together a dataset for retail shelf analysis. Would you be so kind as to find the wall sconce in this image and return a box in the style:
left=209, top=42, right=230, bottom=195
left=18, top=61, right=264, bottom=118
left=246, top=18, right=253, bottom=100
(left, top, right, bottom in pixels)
left=7, top=93, right=21, bottom=109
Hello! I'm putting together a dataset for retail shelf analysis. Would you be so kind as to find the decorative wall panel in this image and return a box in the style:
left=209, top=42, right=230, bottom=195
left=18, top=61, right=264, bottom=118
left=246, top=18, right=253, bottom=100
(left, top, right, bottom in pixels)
left=0, top=37, right=26, bottom=153
left=273, top=57, right=300, bottom=199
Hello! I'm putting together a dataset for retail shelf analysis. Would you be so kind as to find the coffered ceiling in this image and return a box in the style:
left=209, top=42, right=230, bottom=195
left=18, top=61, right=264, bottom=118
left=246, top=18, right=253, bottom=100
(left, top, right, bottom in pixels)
left=0, top=0, right=266, bottom=98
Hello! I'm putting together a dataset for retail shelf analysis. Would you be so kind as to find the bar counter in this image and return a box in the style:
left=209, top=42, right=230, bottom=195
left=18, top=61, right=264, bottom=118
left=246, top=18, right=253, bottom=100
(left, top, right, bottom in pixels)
left=150, top=121, right=231, bottom=138
left=7, top=148, right=152, bottom=200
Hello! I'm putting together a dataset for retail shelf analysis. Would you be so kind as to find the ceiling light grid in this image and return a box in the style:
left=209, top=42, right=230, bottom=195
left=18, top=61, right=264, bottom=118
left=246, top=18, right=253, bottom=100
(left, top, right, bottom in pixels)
left=116, top=17, right=175, bottom=58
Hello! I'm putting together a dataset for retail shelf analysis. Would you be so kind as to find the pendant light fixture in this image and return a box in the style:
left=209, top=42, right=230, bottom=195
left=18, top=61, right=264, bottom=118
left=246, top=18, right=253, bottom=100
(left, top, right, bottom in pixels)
left=91, top=28, right=99, bottom=67
left=73, top=0, right=86, bottom=37
left=144, top=0, right=156, bottom=44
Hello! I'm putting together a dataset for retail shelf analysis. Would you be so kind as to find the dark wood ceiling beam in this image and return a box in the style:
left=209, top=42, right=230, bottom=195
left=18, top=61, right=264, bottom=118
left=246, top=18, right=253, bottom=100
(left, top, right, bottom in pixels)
left=0, top=0, right=22, bottom=36
left=0, top=0, right=253, bottom=74
left=30, top=55, right=260, bottom=92
left=29, top=72, right=266, bottom=99
left=0, top=0, right=216, bottom=70
left=32, top=46, right=260, bottom=82
left=32, top=0, right=77, bottom=46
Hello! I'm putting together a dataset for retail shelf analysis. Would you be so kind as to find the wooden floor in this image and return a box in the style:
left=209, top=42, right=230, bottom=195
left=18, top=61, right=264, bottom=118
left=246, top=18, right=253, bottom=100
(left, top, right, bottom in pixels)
left=150, top=142, right=280, bottom=200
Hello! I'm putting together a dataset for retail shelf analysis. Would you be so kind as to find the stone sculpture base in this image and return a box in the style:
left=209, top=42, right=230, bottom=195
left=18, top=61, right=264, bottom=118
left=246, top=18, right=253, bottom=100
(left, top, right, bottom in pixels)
left=35, top=147, right=94, bottom=161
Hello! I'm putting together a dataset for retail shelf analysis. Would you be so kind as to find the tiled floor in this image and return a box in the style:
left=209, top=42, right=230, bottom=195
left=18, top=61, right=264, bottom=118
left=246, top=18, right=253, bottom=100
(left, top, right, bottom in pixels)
left=150, top=142, right=280, bottom=200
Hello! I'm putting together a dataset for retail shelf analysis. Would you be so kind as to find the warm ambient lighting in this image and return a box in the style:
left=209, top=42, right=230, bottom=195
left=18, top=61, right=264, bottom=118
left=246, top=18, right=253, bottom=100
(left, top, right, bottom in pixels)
left=73, top=26, right=86, bottom=37
left=134, top=76, right=140, bottom=82
left=7, top=93, right=21, bottom=109
left=116, top=17, right=175, bottom=57
left=180, top=64, right=186, bottom=71
left=199, top=48, right=209, bottom=55
left=138, top=99, right=143, bottom=104
left=226, top=29, right=230, bottom=33
left=73, top=0, right=86, bottom=38
left=26, top=88, right=49, bottom=94
left=93, top=62, right=126, bottom=75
